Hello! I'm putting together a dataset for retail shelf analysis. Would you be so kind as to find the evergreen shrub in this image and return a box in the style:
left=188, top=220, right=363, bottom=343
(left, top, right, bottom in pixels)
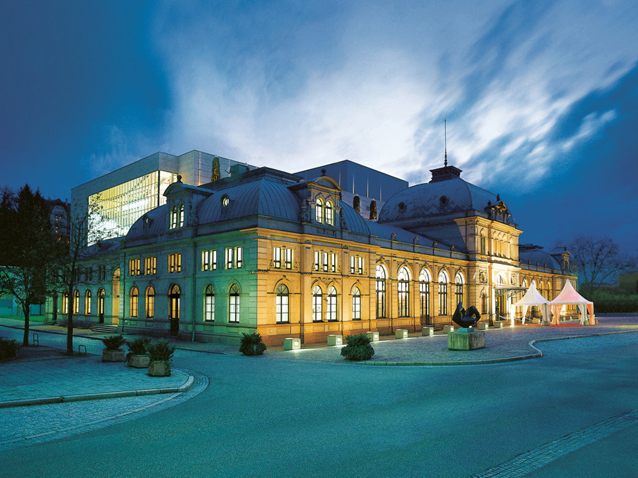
left=340, top=333, right=375, bottom=361
left=239, top=332, right=267, bottom=356
left=148, top=340, right=176, bottom=362
left=126, top=337, right=151, bottom=358
left=101, top=334, right=126, bottom=350
left=0, top=338, right=20, bottom=360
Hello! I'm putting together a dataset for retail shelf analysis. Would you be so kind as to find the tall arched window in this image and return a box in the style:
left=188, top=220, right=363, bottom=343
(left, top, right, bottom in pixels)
left=229, top=284, right=240, bottom=323
left=204, top=285, right=215, bottom=322
left=276, top=284, right=289, bottom=323
left=145, top=286, right=155, bottom=318
left=97, top=288, right=105, bottom=319
left=315, top=198, right=323, bottom=223
left=170, top=206, right=178, bottom=229
left=376, top=265, right=386, bottom=318
left=455, top=272, right=464, bottom=307
left=327, top=286, right=338, bottom=321
left=480, top=231, right=487, bottom=254
left=419, top=269, right=431, bottom=319
left=312, top=286, right=323, bottom=322
left=398, top=266, right=410, bottom=317
left=438, top=271, right=449, bottom=315
left=73, top=290, right=80, bottom=314
left=130, top=287, right=139, bottom=317
left=85, top=290, right=92, bottom=315
left=325, top=201, right=334, bottom=225
left=352, top=287, right=361, bottom=320
left=62, top=291, right=69, bottom=314
left=179, top=203, right=185, bottom=227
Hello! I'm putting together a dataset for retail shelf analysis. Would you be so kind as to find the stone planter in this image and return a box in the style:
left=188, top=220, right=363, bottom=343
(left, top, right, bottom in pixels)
left=448, top=329, right=486, bottom=350
left=148, top=360, right=172, bottom=377
left=128, top=354, right=150, bottom=368
left=102, top=349, right=126, bottom=362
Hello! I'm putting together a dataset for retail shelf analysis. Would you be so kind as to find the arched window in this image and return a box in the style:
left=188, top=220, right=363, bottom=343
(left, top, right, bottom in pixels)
left=438, top=271, right=449, bottom=315
left=369, top=200, right=377, bottom=220
left=73, top=290, right=80, bottom=314
left=480, top=231, right=487, bottom=254
left=85, top=290, right=92, bottom=315
left=170, top=206, right=178, bottom=229
left=312, top=286, right=322, bottom=322
left=204, top=285, right=215, bottom=322
left=398, top=266, right=410, bottom=317
left=352, top=287, right=361, bottom=320
left=327, top=286, right=338, bottom=321
left=276, top=284, right=289, bottom=323
left=145, top=286, right=155, bottom=318
left=353, top=195, right=360, bottom=213
left=229, top=284, right=240, bottom=323
left=130, top=287, right=139, bottom=317
left=97, top=288, right=105, bottom=318
left=169, top=284, right=181, bottom=320
left=179, top=203, right=185, bottom=227
left=315, top=198, right=323, bottom=223
left=62, top=291, right=69, bottom=314
left=455, top=272, right=464, bottom=307
left=376, top=265, right=386, bottom=318
left=419, top=269, right=431, bottom=319
left=325, top=201, right=334, bottom=225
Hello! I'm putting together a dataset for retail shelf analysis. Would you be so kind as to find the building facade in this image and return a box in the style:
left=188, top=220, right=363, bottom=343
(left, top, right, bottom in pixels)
left=53, top=159, right=577, bottom=345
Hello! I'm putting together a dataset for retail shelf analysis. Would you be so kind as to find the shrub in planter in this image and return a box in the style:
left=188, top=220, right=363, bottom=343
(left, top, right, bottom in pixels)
left=0, top=338, right=20, bottom=361
left=148, top=340, right=176, bottom=376
left=340, top=333, right=375, bottom=361
left=239, top=332, right=267, bottom=356
left=126, top=337, right=151, bottom=368
left=101, top=334, right=127, bottom=362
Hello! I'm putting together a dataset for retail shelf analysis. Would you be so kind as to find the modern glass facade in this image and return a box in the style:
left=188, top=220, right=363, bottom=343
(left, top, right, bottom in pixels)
left=88, top=171, right=177, bottom=244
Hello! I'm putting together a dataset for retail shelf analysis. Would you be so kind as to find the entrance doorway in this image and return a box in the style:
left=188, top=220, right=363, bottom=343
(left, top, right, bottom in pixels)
left=111, top=269, right=120, bottom=325
left=169, top=284, right=180, bottom=335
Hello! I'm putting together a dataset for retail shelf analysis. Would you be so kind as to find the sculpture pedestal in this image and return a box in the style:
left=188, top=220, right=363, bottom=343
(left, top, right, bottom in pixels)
left=448, top=328, right=485, bottom=351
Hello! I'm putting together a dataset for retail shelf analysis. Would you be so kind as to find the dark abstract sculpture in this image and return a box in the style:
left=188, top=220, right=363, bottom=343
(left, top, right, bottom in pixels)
left=452, top=302, right=481, bottom=328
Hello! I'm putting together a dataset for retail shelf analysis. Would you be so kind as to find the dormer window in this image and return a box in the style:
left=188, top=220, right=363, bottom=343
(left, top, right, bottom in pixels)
left=222, top=195, right=230, bottom=207
left=170, top=204, right=185, bottom=229
left=179, top=204, right=184, bottom=227
left=170, top=206, right=178, bottom=229
left=325, top=201, right=334, bottom=225
left=316, top=198, right=323, bottom=223
left=315, top=198, right=335, bottom=225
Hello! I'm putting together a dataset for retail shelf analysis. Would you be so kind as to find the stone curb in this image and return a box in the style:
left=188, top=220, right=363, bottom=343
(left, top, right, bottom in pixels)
left=0, top=371, right=194, bottom=409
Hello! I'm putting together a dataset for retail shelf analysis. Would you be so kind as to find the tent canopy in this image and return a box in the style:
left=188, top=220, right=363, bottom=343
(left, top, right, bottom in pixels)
left=511, top=281, right=550, bottom=325
left=549, top=281, right=594, bottom=325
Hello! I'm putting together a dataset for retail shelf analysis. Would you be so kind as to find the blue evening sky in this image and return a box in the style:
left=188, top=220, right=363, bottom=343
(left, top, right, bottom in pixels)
left=1, top=0, right=637, bottom=254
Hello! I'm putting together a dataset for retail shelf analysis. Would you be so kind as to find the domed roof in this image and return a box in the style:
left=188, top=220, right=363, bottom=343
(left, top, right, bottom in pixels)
left=379, top=178, right=500, bottom=223
left=126, top=205, right=168, bottom=240
left=198, top=179, right=300, bottom=224
left=520, top=248, right=561, bottom=270
left=339, top=201, right=370, bottom=235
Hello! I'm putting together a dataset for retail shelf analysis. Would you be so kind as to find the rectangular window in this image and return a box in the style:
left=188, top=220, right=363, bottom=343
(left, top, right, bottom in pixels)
left=284, top=248, right=293, bottom=269
left=236, top=247, right=243, bottom=268
left=168, top=253, right=182, bottom=273
left=225, top=247, right=242, bottom=269
left=322, top=252, right=328, bottom=272
left=358, top=256, right=364, bottom=275
left=144, top=257, right=156, bottom=275
left=204, top=295, right=215, bottom=322
left=314, top=251, right=320, bottom=271
left=128, top=258, right=141, bottom=276
left=352, top=295, right=361, bottom=320
left=225, top=248, right=234, bottom=269
left=273, top=247, right=281, bottom=268
left=202, top=250, right=216, bottom=271
left=229, top=296, right=240, bottom=323
left=350, top=256, right=355, bottom=274
left=330, top=253, right=336, bottom=272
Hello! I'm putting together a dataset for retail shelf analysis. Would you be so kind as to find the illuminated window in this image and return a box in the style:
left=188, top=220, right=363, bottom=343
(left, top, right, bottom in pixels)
left=144, top=256, right=157, bottom=275
left=84, top=290, right=92, bottom=315
left=225, top=247, right=243, bottom=269
left=455, top=272, right=464, bottom=307
left=350, top=256, right=356, bottom=274
left=316, top=198, right=323, bottom=223
left=398, top=267, right=410, bottom=317
left=327, top=286, right=338, bottom=321
left=276, top=284, right=289, bottom=323
left=222, top=195, right=230, bottom=207
left=229, top=284, right=240, bottom=323
left=325, top=201, right=334, bottom=225
left=376, top=265, right=386, bottom=318
left=438, top=271, right=449, bottom=315
left=73, top=290, right=80, bottom=314
left=419, top=269, right=431, bottom=319
left=170, top=206, right=178, bottom=229
left=179, top=204, right=184, bottom=227
left=314, top=251, right=320, bottom=271
left=168, top=253, right=182, bottom=273
left=97, top=288, right=105, bottom=318
left=202, top=250, right=217, bottom=271
left=145, top=287, right=155, bottom=318
left=330, top=253, right=336, bottom=272
left=62, top=291, right=69, bottom=314
left=169, top=284, right=180, bottom=321
left=204, top=285, right=215, bottom=322
left=312, top=286, right=322, bottom=322
left=322, top=252, right=328, bottom=272
left=352, top=287, right=361, bottom=320
left=357, top=256, right=364, bottom=275
left=284, top=248, right=293, bottom=269
left=130, top=287, right=139, bottom=317
left=129, top=258, right=141, bottom=276
left=273, top=247, right=282, bottom=268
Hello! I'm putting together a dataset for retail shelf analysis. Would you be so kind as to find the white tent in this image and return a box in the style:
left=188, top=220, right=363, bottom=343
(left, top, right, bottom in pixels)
left=511, top=281, right=550, bottom=326
left=549, top=280, right=595, bottom=325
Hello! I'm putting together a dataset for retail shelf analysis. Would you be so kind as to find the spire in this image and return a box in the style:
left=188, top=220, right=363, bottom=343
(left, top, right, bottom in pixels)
left=444, top=119, right=448, bottom=167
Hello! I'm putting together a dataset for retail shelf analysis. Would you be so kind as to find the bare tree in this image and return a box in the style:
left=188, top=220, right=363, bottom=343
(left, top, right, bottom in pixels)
left=567, top=235, right=635, bottom=294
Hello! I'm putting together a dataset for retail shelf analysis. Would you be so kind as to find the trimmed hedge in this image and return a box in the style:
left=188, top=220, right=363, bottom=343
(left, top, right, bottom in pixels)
left=590, top=293, right=638, bottom=313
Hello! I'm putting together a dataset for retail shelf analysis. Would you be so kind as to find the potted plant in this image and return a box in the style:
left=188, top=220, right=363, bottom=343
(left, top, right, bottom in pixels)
left=239, top=332, right=267, bottom=356
left=126, top=337, right=151, bottom=368
left=340, top=333, right=375, bottom=361
left=101, top=334, right=127, bottom=362
left=148, top=340, right=176, bottom=377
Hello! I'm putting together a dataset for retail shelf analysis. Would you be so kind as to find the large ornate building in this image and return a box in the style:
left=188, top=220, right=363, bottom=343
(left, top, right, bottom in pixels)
left=54, top=156, right=576, bottom=345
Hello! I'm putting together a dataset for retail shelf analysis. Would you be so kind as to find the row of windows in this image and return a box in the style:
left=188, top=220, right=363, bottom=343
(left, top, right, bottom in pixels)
left=349, top=255, right=365, bottom=275
left=314, top=251, right=337, bottom=272
left=128, top=257, right=158, bottom=276
left=62, top=289, right=106, bottom=316
left=273, top=247, right=293, bottom=269
left=202, top=247, right=244, bottom=271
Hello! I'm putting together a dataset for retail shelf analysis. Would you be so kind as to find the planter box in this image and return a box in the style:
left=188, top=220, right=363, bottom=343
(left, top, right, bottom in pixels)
left=128, top=354, right=150, bottom=368
left=477, top=322, right=489, bottom=330
left=448, top=329, right=486, bottom=351
left=327, top=334, right=343, bottom=346
left=283, top=338, right=301, bottom=350
left=395, top=329, right=408, bottom=339
left=493, top=321, right=503, bottom=328
left=443, top=325, right=455, bottom=334
left=365, top=331, right=379, bottom=342
left=102, top=349, right=126, bottom=362
left=148, top=361, right=171, bottom=377
left=422, top=326, right=434, bottom=336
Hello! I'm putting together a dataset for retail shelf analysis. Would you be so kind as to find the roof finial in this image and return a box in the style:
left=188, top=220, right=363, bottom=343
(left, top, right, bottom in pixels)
left=444, top=119, right=448, bottom=168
